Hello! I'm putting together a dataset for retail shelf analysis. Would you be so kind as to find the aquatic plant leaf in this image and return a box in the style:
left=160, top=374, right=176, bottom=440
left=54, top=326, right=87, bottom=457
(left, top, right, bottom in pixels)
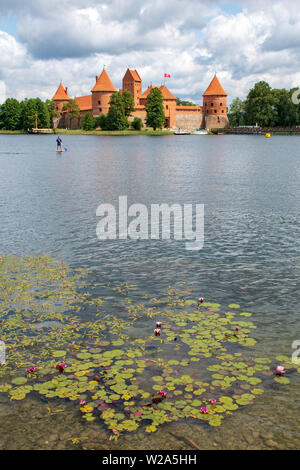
left=11, top=377, right=27, bottom=385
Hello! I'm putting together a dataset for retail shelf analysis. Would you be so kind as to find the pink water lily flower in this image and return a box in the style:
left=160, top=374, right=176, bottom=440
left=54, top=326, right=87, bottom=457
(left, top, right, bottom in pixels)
left=276, top=366, right=285, bottom=375
left=198, top=297, right=204, bottom=304
left=154, top=328, right=161, bottom=336
left=27, top=367, right=36, bottom=373
left=80, top=399, right=86, bottom=406
left=156, top=322, right=162, bottom=328
left=157, top=390, right=167, bottom=398
left=209, top=399, right=216, bottom=404
left=56, top=363, right=66, bottom=372
left=200, top=407, right=208, bottom=414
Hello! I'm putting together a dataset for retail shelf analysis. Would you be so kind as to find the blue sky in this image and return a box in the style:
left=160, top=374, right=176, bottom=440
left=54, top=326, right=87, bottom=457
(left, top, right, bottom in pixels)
left=0, top=14, right=17, bottom=36
left=0, top=1, right=299, bottom=105
left=220, top=2, right=242, bottom=15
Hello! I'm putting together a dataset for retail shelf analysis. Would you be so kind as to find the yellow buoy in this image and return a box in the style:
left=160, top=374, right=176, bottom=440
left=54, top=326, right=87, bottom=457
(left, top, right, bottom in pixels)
left=265, top=133, right=271, bottom=138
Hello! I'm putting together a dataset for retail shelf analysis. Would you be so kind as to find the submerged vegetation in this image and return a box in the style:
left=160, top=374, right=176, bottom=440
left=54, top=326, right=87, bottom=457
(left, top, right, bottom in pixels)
left=0, top=255, right=298, bottom=441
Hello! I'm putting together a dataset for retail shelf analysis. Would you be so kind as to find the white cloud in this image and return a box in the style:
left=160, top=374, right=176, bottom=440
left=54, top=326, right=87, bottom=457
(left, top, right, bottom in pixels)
left=0, top=0, right=299, bottom=105
left=0, top=80, right=6, bottom=103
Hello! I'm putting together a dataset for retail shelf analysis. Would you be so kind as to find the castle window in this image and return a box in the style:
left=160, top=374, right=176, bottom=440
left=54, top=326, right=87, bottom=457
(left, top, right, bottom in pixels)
left=211, top=103, right=213, bottom=106
left=166, top=105, right=168, bottom=110
left=99, top=108, right=102, bottom=112
left=98, top=100, right=101, bottom=105
left=220, top=102, right=223, bottom=106
left=214, top=109, right=217, bottom=113
left=222, top=110, right=224, bottom=113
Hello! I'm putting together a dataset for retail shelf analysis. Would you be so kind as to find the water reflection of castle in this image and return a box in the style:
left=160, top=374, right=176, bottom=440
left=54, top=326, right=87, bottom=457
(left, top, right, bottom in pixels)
left=52, top=68, right=229, bottom=130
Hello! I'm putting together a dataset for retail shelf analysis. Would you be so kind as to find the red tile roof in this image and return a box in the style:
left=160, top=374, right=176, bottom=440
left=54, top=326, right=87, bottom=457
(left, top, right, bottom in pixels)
left=159, top=85, right=176, bottom=100
left=140, top=85, right=176, bottom=100
left=129, top=69, right=142, bottom=81
left=203, top=75, right=227, bottom=96
left=74, top=95, right=92, bottom=111
left=52, top=83, right=70, bottom=101
left=91, top=69, right=117, bottom=92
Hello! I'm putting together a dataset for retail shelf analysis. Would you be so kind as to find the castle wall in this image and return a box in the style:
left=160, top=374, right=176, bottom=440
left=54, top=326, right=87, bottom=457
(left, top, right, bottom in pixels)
left=205, top=114, right=229, bottom=130
left=164, top=100, right=177, bottom=127
left=175, top=110, right=204, bottom=130
left=131, top=109, right=147, bottom=125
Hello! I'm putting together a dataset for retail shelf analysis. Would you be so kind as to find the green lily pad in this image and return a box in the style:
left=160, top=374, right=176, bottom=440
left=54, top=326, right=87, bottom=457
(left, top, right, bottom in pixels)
left=11, top=377, right=28, bottom=385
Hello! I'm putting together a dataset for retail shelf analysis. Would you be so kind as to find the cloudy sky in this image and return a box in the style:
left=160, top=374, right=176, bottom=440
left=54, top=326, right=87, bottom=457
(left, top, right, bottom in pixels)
left=0, top=0, right=299, bottom=105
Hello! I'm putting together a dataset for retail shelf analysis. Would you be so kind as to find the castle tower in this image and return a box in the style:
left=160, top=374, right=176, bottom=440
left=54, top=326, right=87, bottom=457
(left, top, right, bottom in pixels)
left=203, top=75, right=229, bottom=130
left=52, top=83, right=70, bottom=116
left=91, top=69, right=117, bottom=116
left=122, top=69, right=142, bottom=107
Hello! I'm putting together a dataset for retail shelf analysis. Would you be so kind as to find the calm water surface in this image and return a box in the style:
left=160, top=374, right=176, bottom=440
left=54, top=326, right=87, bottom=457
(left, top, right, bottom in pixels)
left=0, top=134, right=299, bottom=449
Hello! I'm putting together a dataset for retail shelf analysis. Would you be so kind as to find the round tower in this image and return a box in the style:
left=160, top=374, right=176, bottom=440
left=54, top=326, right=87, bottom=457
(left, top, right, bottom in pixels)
left=202, top=75, right=229, bottom=130
left=91, top=69, right=117, bottom=116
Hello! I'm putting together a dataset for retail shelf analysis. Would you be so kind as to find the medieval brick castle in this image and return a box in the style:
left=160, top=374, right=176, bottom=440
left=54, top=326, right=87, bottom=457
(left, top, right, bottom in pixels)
left=52, top=68, right=229, bottom=130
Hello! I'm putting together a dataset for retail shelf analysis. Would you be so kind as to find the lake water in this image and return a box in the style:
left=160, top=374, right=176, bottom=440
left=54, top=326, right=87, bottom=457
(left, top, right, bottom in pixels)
left=0, top=133, right=299, bottom=449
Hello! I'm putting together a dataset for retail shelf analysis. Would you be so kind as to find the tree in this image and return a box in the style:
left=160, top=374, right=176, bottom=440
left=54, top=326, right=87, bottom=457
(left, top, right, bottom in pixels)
left=244, top=81, right=277, bottom=127
left=228, top=97, right=246, bottom=127
left=145, top=87, right=165, bottom=130
left=176, top=97, right=197, bottom=106
left=105, top=92, right=129, bottom=130
left=272, top=89, right=297, bottom=127
left=45, top=99, right=59, bottom=127
left=131, top=117, right=143, bottom=130
left=81, top=112, right=96, bottom=130
left=19, top=98, right=38, bottom=130
left=35, top=98, right=50, bottom=128
left=290, top=88, right=300, bottom=125
left=0, top=98, right=21, bottom=130
left=121, top=89, right=135, bottom=117
left=62, top=99, right=80, bottom=128
left=95, top=114, right=108, bottom=130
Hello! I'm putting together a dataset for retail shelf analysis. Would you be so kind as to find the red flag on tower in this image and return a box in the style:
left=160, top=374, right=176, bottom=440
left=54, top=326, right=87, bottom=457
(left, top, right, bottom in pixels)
left=164, top=73, right=171, bottom=78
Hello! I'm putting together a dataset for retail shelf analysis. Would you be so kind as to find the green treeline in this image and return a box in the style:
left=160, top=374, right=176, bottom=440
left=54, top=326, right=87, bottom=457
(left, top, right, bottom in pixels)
left=0, top=98, right=57, bottom=131
left=228, top=81, right=300, bottom=127
left=176, top=97, right=197, bottom=106
left=3, top=80, right=298, bottom=132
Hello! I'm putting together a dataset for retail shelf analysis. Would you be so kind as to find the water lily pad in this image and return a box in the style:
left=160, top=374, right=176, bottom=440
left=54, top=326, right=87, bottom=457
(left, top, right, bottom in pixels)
left=11, top=377, right=28, bottom=385
left=52, top=350, right=66, bottom=357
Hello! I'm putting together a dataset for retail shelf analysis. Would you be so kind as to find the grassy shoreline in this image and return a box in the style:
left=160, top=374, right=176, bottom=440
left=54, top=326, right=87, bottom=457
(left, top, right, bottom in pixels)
left=0, top=130, right=27, bottom=134
left=0, top=128, right=173, bottom=136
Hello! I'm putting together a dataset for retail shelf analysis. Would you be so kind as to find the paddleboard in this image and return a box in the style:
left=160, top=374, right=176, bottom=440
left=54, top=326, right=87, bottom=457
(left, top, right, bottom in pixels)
left=56, top=149, right=64, bottom=153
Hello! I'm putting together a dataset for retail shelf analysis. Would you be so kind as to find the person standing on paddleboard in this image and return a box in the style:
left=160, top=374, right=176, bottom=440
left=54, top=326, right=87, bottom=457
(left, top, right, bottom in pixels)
left=56, top=136, right=62, bottom=151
